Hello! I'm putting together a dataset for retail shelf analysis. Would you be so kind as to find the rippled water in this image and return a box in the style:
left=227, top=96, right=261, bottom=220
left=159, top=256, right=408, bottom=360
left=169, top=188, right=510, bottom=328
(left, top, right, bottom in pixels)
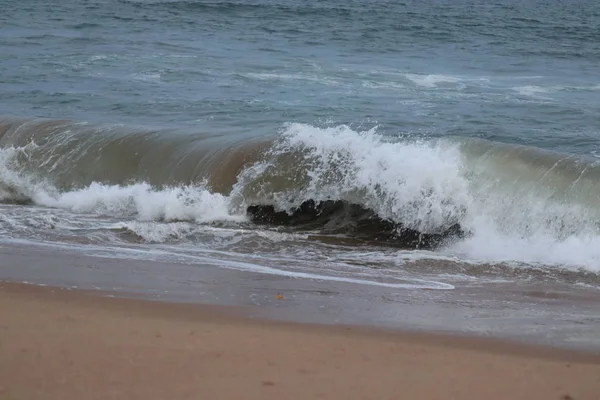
left=2, top=0, right=599, bottom=148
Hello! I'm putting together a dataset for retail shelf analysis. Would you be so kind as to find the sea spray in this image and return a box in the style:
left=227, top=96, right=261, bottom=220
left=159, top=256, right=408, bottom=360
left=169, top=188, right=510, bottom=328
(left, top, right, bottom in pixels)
left=1, top=116, right=600, bottom=270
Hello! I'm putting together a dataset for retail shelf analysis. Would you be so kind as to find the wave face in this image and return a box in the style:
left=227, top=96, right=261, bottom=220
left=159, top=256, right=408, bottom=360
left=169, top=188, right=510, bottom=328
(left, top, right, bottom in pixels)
left=1, top=116, right=600, bottom=270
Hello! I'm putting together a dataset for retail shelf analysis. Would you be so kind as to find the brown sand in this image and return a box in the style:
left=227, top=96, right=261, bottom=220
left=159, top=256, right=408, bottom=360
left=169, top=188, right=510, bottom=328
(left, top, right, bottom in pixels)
left=1, top=282, right=599, bottom=400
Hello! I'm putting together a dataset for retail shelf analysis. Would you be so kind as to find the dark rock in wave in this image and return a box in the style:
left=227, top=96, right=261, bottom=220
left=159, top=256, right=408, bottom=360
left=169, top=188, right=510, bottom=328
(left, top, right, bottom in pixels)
left=247, top=200, right=465, bottom=249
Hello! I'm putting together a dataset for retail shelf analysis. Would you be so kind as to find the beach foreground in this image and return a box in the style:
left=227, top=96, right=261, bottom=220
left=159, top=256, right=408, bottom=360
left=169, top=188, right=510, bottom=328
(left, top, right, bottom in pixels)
left=1, top=282, right=599, bottom=400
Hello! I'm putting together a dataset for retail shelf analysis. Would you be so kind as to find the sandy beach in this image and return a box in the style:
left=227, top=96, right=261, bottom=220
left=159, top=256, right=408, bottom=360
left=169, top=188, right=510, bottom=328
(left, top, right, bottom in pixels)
left=1, top=281, right=599, bottom=400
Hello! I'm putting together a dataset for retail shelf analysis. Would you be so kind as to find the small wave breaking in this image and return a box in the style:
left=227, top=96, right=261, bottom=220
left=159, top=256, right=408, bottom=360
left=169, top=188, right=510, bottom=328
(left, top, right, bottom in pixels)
left=1, top=116, right=600, bottom=271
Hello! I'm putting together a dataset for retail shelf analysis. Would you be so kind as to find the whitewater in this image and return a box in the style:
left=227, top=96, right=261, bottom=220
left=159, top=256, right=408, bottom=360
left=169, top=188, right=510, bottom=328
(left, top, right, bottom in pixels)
left=1, top=117, right=600, bottom=286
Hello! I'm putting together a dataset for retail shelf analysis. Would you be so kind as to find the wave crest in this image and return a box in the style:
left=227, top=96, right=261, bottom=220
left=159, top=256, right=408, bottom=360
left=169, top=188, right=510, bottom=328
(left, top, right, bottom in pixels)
left=232, top=123, right=470, bottom=234
left=2, top=116, right=600, bottom=268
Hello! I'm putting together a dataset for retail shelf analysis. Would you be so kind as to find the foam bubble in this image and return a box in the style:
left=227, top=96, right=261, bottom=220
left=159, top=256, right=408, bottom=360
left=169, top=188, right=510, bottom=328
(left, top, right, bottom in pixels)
left=112, top=221, right=195, bottom=242
left=234, top=123, right=471, bottom=233
left=207, top=257, right=455, bottom=290
left=404, top=73, right=462, bottom=88
left=35, top=182, right=244, bottom=223
left=448, top=227, right=600, bottom=273
left=0, top=146, right=245, bottom=224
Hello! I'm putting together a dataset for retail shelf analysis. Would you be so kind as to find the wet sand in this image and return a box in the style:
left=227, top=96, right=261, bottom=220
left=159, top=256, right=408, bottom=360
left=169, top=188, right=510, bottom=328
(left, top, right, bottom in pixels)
left=3, top=242, right=600, bottom=350
left=1, top=281, right=599, bottom=400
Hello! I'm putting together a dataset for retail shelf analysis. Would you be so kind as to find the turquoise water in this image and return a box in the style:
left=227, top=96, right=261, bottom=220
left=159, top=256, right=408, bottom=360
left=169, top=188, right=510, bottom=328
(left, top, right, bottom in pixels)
left=2, top=0, right=600, bottom=153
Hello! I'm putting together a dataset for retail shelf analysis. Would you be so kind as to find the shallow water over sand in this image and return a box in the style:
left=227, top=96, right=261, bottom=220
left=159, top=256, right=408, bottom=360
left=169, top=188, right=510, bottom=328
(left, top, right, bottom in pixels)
left=3, top=242, right=600, bottom=350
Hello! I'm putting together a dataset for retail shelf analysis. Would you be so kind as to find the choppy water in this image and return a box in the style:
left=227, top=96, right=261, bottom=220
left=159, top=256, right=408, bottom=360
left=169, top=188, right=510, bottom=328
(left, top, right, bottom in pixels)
left=2, top=1, right=600, bottom=298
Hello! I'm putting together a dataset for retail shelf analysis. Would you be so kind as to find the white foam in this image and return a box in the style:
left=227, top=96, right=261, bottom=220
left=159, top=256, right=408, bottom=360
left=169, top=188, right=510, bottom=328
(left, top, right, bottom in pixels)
left=205, top=258, right=455, bottom=290
left=448, top=229, right=600, bottom=273
left=235, top=123, right=471, bottom=233
left=513, top=85, right=553, bottom=98
left=513, top=84, right=600, bottom=98
left=234, top=124, right=600, bottom=272
left=242, top=72, right=344, bottom=87
left=3, top=124, right=600, bottom=273
left=0, top=144, right=46, bottom=202
left=131, top=72, right=162, bottom=82
left=88, top=54, right=109, bottom=62
left=0, top=146, right=245, bottom=224
left=34, top=182, right=244, bottom=223
left=404, top=73, right=462, bottom=88
left=112, top=221, right=195, bottom=242
left=361, top=80, right=406, bottom=90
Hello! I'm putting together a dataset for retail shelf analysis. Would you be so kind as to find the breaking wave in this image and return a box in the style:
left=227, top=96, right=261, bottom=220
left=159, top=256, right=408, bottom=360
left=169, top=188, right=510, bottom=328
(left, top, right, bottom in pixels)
left=1, top=115, right=600, bottom=270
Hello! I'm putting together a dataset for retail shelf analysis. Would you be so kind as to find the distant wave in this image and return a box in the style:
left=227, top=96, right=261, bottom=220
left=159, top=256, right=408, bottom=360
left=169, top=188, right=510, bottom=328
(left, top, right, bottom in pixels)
left=404, top=74, right=463, bottom=88
left=2, top=115, right=600, bottom=269
left=125, top=0, right=356, bottom=17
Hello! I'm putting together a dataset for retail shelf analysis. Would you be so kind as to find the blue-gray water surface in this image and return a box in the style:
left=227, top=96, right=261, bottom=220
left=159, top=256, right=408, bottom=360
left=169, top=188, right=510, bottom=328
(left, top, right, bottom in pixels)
left=2, top=0, right=600, bottom=153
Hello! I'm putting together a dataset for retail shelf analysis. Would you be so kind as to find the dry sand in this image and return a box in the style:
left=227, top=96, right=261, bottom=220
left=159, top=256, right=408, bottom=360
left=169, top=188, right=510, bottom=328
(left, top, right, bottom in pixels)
left=1, top=281, right=599, bottom=400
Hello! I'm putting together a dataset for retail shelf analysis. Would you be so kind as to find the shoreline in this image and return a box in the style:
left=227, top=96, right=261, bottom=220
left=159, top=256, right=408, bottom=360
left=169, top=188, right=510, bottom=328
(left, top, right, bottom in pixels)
left=2, top=241, right=600, bottom=352
left=3, top=279, right=600, bottom=361
left=2, top=280, right=600, bottom=399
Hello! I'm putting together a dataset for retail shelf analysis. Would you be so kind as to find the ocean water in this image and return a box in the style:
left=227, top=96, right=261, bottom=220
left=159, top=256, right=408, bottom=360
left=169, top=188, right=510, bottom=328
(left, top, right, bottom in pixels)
left=2, top=0, right=600, bottom=323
